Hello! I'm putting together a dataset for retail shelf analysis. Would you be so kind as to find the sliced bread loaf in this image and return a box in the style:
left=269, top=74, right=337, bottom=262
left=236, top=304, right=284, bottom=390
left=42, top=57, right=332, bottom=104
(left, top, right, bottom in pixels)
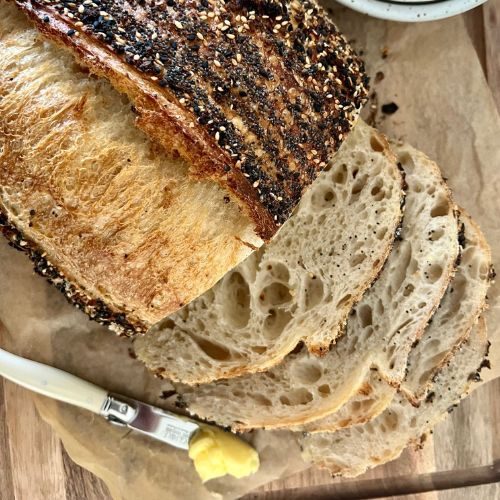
left=135, top=121, right=404, bottom=383
left=401, top=211, right=492, bottom=405
left=171, top=144, right=459, bottom=430
left=301, top=208, right=491, bottom=432
left=300, top=318, right=489, bottom=477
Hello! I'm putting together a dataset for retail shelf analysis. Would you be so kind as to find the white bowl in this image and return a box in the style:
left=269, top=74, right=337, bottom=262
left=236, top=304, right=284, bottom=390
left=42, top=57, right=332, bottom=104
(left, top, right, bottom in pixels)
left=336, top=0, right=487, bottom=22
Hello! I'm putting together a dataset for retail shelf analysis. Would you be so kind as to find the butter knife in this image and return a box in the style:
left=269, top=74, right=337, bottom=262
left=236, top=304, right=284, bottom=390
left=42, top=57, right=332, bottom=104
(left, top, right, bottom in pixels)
left=0, top=347, right=200, bottom=450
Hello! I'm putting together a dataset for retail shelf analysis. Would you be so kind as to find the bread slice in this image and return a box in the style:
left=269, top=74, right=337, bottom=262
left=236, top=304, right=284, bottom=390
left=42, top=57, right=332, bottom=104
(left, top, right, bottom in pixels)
left=300, top=318, right=489, bottom=477
left=0, top=2, right=260, bottom=335
left=401, top=210, right=492, bottom=405
left=135, top=121, right=404, bottom=383
left=163, top=143, right=459, bottom=431
left=13, top=0, right=368, bottom=240
left=301, top=207, right=491, bottom=432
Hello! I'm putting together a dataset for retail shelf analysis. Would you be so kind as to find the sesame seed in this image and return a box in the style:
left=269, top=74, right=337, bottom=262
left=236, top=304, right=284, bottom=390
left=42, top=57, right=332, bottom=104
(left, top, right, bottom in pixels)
left=219, top=126, right=226, bottom=131
left=78, top=5, right=84, bottom=13
left=253, top=180, right=260, bottom=187
left=174, top=20, right=183, bottom=29
left=214, top=60, right=221, bottom=67
left=133, top=54, right=140, bottom=61
left=215, top=132, right=220, bottom=141
left=236, top=53, right=242, bottom=62
left=227, top=33, right=235, bottom=39
left=196, top=32, right=204, bottom=40
left=326, top=94, right=333, bottom=98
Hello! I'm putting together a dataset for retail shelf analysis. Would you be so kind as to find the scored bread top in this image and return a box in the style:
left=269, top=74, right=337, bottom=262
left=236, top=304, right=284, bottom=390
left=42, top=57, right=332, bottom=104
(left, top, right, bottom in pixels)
left=13, top=0, right=368, bottom=239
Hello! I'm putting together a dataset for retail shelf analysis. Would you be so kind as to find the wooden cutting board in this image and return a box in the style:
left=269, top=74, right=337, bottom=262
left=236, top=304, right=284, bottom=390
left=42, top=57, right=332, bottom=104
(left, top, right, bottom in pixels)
left=0, top=3, right=499, bottom=499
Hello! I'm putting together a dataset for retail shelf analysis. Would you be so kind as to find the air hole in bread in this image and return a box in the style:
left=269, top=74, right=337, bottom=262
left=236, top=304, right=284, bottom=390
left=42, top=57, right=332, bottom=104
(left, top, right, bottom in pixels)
left=318, top=384, right=331, bottom=397
left=430, top=228, right=445, bottom=241
left=259, top=282, right=292, bottom=306
left=409, top=416, right=418, bottom=428
left=383, top=411, right=399, bottom=431
left=479, top=262, right=490, bottom=280
left=157, top=318, right=175, bottom=330
left=290, top=361, right=322, bottom=384
left=369, top=134, right=385, bottom=152
left=333, top=164, right=348, bottom=184
left=430, top=195, right=450, bottom=217
left=304, top=275, right=324, bottom=309
left=221, top=271, right=250, bottom=328
left=358, top=304, right=373, bottom=328
left=371, top=187, right=386, bottom=202
left=403, top=283, right=415, bottom=297
left=337, top=294, right=352, bottom=308
left=250, top=394, right=273, bottom=406
left=351, top=175, right=368, bottom=195
left=427, top=264, right=443, bottom=283
left=391, top=241, right=411, bottom=291
left=376, top=227, right=388, bottom=240
left=263, top=308, right=292, bottom=340
left=190, top=335, right=232, bottom=361
left=266, top=262, right=290, bottom=282
left=360, top=398, right=377, bottom=410
left=427, top=185, right=436, bottom=195
left=413, top=182, right=423, bottom=193
left=311, top=185, right=337, bottom=210
left=279, top=388, right=314, bottom=406
left=251, top=345, right=267, bottom=354
left=350, top=252, right=367, bottom=267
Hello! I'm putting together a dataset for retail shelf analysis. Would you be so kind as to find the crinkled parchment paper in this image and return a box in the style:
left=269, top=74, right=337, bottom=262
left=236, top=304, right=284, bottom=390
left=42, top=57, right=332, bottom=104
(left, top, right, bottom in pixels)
left=0, top=4, right=498, bottom=499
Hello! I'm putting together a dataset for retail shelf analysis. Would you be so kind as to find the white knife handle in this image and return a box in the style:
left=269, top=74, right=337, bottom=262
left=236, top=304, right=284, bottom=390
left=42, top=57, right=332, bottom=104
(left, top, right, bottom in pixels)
left=0, top=348, right=108, bottom=414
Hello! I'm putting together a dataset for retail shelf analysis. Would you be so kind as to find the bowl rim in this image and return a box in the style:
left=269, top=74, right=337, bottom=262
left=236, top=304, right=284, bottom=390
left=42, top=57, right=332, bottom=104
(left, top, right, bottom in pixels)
left=335, top=0, right=487, bottom=22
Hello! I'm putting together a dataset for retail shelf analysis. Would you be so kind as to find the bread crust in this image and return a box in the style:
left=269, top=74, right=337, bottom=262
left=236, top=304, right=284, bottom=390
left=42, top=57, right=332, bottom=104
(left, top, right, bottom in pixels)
left=0, top=211, right=144, bottom=335
left=0, top=3, right=259, bottom=335
left=13, top=0, right=368, bottom=239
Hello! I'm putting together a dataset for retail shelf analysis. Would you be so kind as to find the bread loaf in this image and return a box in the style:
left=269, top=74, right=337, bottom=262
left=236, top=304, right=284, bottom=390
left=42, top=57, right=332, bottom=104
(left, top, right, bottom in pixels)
left=301, top=207, right=491, bottom=432
left=135, top=121, right=404, bottom=382
left=400, top=210, right=492, bottom=404
left=0, top=2, right=259, bottom=335
left=12, top=0, right=368, bottom=239
left=300, top=318, right=489, bottom=477
left=168, top=143, right=458, bottom=429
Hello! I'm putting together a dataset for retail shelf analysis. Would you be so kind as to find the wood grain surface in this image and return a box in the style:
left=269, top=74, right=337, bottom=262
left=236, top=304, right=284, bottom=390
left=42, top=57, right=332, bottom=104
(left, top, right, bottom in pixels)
left=1, top=3, right=499, bottom=499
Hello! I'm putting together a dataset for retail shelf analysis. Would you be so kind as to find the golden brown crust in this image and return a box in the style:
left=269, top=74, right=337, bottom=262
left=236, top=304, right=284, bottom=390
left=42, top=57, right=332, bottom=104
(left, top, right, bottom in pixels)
left=0, top=4, right=258, bottom=335
left=0, top=212, right=145, bottom=335
left=13, top=0, right=368, bottom=239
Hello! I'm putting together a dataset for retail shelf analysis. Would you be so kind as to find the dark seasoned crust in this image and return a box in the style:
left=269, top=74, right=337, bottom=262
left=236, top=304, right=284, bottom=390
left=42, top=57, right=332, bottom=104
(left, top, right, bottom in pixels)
left=13, top=0, right=368, bottom=240
left=0, top=211, right=144, bottom=336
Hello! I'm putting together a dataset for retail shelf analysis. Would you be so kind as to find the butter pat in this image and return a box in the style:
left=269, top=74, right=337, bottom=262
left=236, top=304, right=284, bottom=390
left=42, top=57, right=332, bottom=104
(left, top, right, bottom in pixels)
left=188, top=426, right=260, bottom=483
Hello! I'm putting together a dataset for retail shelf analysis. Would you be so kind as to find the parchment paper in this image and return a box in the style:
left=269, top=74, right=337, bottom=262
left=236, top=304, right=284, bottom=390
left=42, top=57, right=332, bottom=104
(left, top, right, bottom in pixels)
left=0, top=4, right=499, bottom=499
